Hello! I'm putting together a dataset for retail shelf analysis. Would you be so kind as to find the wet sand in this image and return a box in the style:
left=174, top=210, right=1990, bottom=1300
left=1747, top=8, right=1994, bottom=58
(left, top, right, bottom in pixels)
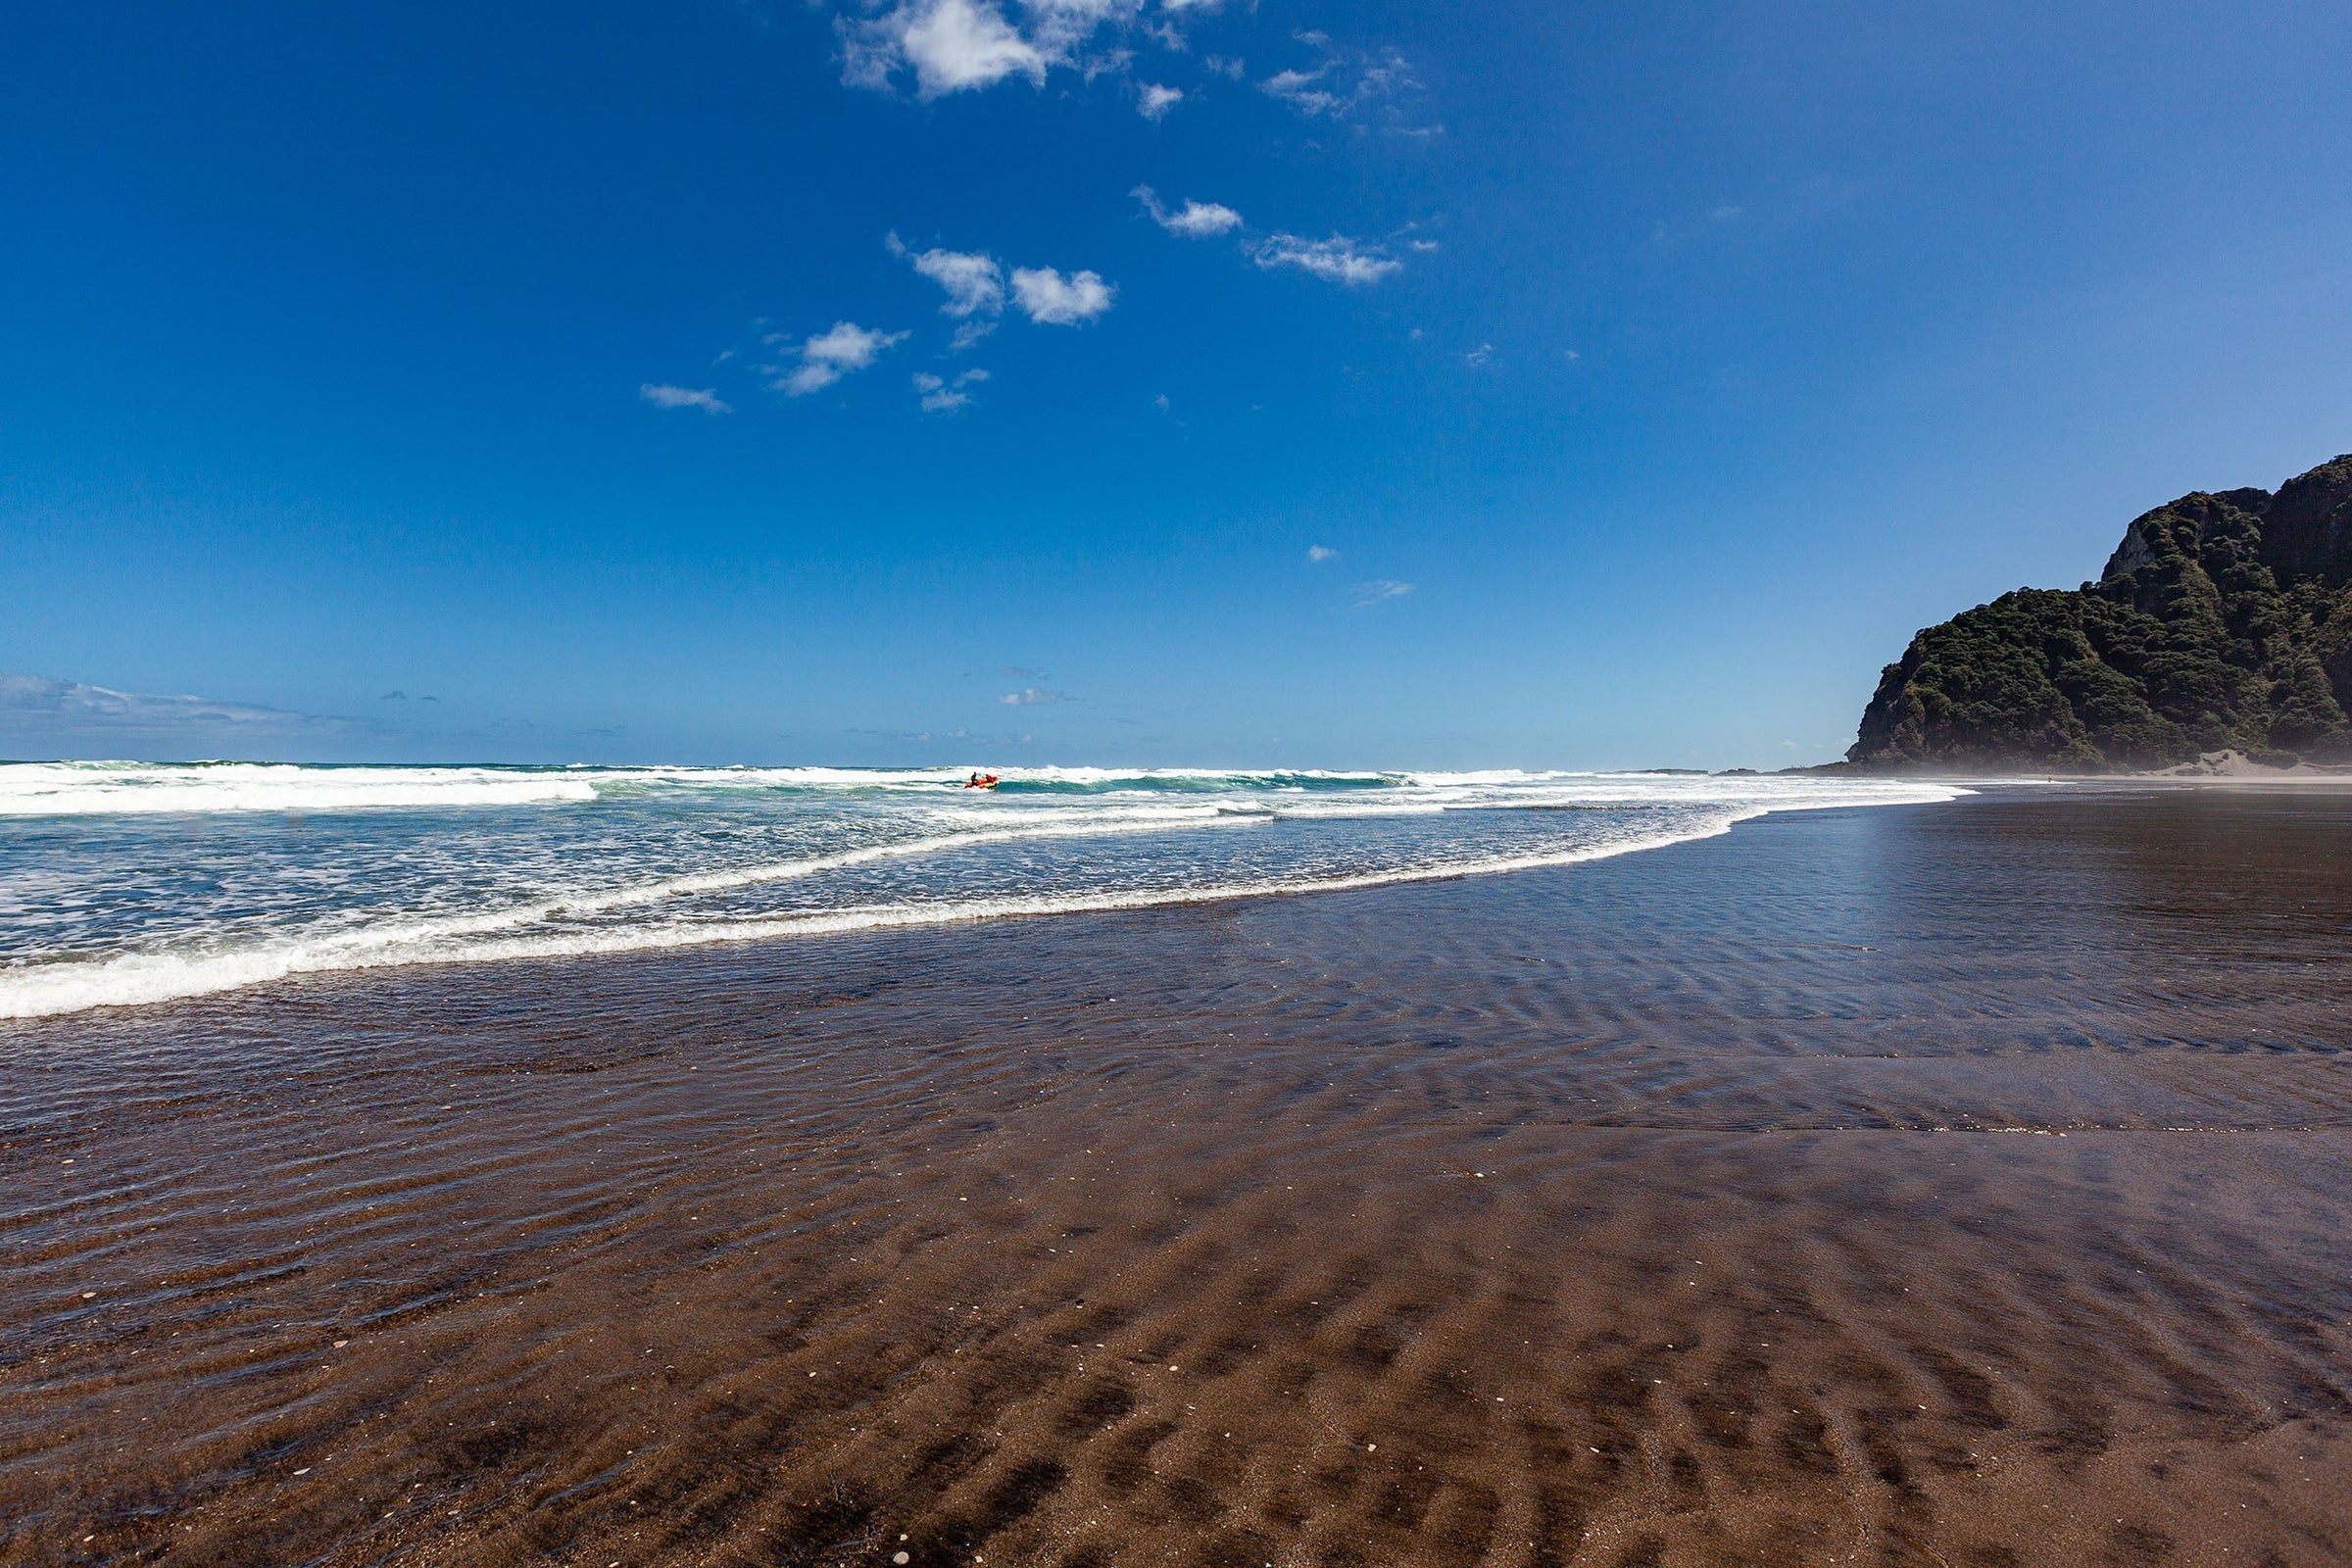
left=4, top=787, right=2350, bottom=1567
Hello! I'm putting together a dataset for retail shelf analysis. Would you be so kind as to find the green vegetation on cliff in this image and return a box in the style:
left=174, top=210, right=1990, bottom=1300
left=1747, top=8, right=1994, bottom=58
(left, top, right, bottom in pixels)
left=1850, top=455, right=2352, bottom=770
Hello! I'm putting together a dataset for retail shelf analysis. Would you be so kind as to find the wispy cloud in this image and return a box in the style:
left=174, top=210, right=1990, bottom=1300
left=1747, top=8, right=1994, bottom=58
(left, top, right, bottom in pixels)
left=846, top=724, right=1038, bottom=747
left=1351, top=580, right=1414, bottom=607
left=639, top=383, right=733, bottom=414
left=1133, top=185, right=1243, bottom=237
left=1307, top=544, right=1339, bottom=563
left=889, top=233, right=1005, bottom=318
left=782, top=321, right=907, bottom=396
left=912, top=367, right=990, bottom=413
left=1135, top=188, right=1419, bottom=292
left=1257, top=35, right=1426, bottom=125
left=1081, top=44, right=1136, bottom=82
left=1136, top=82, right=1184, bottom=120
left=1010, top=266, right=1114, bottom=324
left=1464, top=342, right=1494, bottom=366
left=1252, top=232, right=1401, bottom=285
left=0, top=673, right=373, bottom=739
left=1258, top=67, right=1340, bottom=116
left=999, top=686, right=1070, bottom=706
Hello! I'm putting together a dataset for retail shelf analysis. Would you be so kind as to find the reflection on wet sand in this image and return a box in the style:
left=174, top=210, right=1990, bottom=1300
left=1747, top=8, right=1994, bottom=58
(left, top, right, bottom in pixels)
left=4, top=789, right=2349, bottom=1566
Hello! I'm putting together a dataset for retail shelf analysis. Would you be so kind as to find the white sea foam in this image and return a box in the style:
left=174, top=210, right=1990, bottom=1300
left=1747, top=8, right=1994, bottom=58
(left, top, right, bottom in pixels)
left=0, top=777, right=1968, bottom=1019
left=0, top=761, right=599, bottom=815
left=0, top=760, right=1395, bottom=814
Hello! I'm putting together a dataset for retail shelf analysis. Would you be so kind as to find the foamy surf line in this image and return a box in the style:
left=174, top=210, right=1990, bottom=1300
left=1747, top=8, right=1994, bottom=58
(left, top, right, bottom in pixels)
left=0, top=789, right=1964, bottom=1020
left=0, top=763, right=602, bottom=815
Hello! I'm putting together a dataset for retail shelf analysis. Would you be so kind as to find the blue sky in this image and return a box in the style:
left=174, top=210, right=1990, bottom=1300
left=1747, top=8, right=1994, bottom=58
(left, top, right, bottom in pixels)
left=4, top=0, right=2348, bottom=767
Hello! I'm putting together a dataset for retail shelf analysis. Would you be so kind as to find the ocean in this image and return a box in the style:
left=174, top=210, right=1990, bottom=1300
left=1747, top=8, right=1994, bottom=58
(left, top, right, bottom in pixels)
left=0, top=761, right=1962, bottom=1018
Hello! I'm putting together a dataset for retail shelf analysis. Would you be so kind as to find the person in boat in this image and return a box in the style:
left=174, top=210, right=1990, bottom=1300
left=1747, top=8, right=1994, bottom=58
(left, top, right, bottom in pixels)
left=963, top=772, right=999, bottom=789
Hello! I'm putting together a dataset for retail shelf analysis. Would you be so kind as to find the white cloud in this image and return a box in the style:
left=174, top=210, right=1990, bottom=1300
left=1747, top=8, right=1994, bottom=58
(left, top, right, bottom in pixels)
left=1352, top=580, right=1414, bottom=607
left=1133, top=185, right=1243, bottom=237
left=639, top=383, right=733, bottom=415
left=1306, top=544, right=1339, bottom=563
left=891, top=235, right=1005, bottom=318
left=913, top=368, right=990, bottom=413
left=1010, top=266, right=1114, bottom=324
left=840, top=0, right=1200, bottom=98
left=1137, top=82, right=1184, bottom=119
left=1252, top=232, right=1401, bottom=285
left=889, top=236, right=1111, bottom=329
left=911, top=372, right=959, bottom=412
left=843, top=0, right=1049, bottom=97
left=783, top=321, right=907, bottom=395
left=1259, top=67, right=1340, bottom=116
left=999, top=686, right=1069, bottom=705
left=1464, top=342, right=1494, bottom=366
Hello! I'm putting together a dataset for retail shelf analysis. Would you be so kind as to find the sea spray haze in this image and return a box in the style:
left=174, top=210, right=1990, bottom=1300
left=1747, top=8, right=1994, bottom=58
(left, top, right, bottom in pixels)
left=0, top=764, right=1962, bottom=1018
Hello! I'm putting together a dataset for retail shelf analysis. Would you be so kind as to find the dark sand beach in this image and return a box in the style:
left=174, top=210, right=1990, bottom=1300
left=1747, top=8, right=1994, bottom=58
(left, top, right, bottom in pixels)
left=4, top=787, right=2350, bottom=1568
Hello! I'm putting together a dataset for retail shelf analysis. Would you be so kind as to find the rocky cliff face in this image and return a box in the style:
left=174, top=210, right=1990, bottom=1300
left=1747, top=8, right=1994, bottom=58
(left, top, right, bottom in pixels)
left=1849, top=455, right=2352, bottom=770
